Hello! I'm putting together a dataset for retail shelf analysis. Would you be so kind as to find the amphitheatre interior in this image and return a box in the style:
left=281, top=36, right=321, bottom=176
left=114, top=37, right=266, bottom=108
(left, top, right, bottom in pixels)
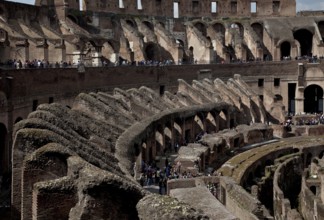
left=1, top=0, right=324, bottom=219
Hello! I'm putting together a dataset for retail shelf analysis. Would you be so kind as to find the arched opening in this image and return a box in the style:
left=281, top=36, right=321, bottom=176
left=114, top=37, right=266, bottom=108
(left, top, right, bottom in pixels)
left=142, top=21, right=154, bottom=31
left=176, top=39, right=184, bottom=48
left=213, top=23, right=225, bottom=38
left=126, top=20, right=135, bottom=28
left=145, top=44, right=157, bottom=61
left=251, top=23, right=263, bottom=40
left=230, top=23, right=244, bottom=38
left=318, top=21, right=324, bottom=40
left=194, top=22, right=207, bottom=36
left=293, top=29, right=313, bottom=57
left=281, top=41, right=291, bottom=59
left=304, top=85, right=323, bottom=113
left=67, top=15, right=78, bottom=24
left=0, top=123, right=7, bottom=175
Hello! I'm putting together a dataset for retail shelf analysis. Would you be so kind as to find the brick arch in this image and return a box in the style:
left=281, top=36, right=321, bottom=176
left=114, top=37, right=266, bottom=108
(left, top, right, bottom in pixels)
left=211, top=22, right=225, bottom=42
left=305, top=67, right=324, bottom=79
left=21, top=146, right=72, bottom=219
left=126, top=19, right=136, bottom=28
left=193, top=21, right=207, bottom=36
left=293, top=28, right=313, bottom=57
left=142, top=20, right=154, bottom=31
left=251, top=22, right=263, bottom=40
left=280, top=41, right=291, bottom=59
left=229, top=22, right=244, bottom=38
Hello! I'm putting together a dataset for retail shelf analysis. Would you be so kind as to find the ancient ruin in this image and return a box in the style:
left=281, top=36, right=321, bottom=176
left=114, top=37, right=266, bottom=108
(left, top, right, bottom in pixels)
left=1, top=0, right=324, bottom=219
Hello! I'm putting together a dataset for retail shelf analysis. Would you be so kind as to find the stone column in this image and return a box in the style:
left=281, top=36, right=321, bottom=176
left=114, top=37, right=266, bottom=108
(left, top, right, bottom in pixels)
left=36, top=39, right=49, bottom=61
left=54, top=39, right=66, bottom=63
left=291, top=44, right=299, bottom=58
left=16, top=39, right=29, bottom=62
left=295, top=97, right=304, bottom=114
left=257, top=48, right=263, bottom=60
left=274, top=46, right=281, bottom=61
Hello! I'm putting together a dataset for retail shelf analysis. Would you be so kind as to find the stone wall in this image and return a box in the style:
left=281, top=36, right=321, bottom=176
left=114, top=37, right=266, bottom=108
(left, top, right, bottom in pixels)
left=273, top=156, right=303, bottom=220
left=219, top=176, right=263, bottom=219
left=79, top=0, right=296, bottom=17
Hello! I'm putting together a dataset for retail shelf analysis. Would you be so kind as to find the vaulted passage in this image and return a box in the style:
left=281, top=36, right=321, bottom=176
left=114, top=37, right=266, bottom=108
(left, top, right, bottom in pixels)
left=145, top=44, right=156, bottom=60
left=294, top=29, right=313, bottom=56
left=304, top=85, right=323, bottom=113
left=281, top=41, right=291, bottom=58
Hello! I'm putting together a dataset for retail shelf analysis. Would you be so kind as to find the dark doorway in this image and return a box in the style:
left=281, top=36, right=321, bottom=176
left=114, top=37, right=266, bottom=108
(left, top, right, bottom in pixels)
left=288, top=83, right=296, bottom=114
left=293, top=29, right=313, bottom=56
left=0, top=123, right=7, bottom=175
left=304, top=85, right=323, bottom=113
left=281, top=41, right=291, bottom=58
left=145, top=44, right=156, bottom=60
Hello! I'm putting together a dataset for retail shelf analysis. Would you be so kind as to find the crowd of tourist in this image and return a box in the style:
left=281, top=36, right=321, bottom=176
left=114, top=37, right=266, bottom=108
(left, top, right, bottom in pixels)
left=284, top=113, right=324, bottom=131
left=282, top=55, right=324, bottom=63
left=294, top=114, right=324, bottom=125
left=3, top=59, right=76, bottom=69
left=139, top=158, right=197, bottom=195
left=2, top=54, right=324, bottom=70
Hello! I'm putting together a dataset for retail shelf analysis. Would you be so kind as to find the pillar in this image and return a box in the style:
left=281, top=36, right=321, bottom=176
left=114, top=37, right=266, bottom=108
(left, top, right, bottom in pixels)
left=15, top=39, right=29, bottom=62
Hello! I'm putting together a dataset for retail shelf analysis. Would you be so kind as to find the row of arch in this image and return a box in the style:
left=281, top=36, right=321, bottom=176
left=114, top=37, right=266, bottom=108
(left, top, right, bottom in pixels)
left=194, top=20, right=323, bottom=59
left=130, top=108, right=236, bottom=170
